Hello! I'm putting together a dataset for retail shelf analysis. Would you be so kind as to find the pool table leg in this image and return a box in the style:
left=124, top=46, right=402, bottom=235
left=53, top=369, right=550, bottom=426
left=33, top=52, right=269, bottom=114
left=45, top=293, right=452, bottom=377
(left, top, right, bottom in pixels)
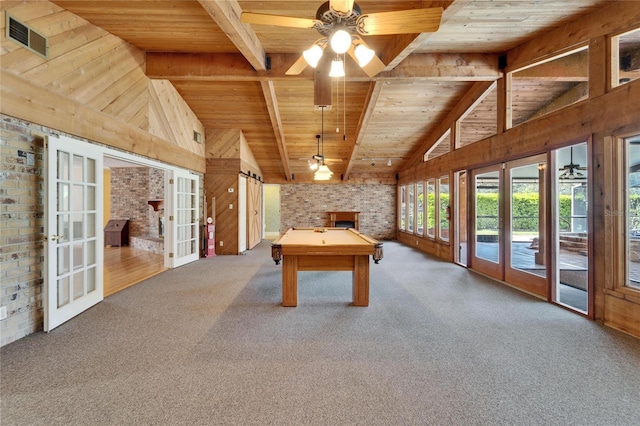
left=352, top=255, right=370, bottom=306
left=282, top=255, right=298, bottom=307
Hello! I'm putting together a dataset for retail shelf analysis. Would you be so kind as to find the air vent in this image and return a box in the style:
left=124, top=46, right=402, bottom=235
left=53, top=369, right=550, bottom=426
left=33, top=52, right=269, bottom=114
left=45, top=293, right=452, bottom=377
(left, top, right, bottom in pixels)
left=193, top=131, right=202, bottom=144
left=6, top=14, right=48, bottom=59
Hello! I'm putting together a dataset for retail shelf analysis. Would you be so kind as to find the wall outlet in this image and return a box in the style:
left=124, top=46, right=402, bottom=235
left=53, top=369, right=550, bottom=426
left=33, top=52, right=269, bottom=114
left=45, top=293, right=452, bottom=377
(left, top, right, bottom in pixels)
left=219, top=241, right=224, bottom=246
left=0, top=306, right=7, bottom=321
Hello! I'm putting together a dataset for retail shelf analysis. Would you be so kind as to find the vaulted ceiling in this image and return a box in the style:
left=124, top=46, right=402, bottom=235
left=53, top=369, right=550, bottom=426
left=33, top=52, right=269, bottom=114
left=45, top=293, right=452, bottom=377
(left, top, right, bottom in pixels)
left=50, top=0, right=612, bottom=183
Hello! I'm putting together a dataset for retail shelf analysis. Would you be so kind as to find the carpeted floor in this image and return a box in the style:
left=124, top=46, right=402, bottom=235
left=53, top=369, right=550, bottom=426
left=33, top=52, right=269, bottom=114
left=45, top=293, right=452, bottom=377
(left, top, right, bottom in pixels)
left=1, top=240, right=640, bottom=425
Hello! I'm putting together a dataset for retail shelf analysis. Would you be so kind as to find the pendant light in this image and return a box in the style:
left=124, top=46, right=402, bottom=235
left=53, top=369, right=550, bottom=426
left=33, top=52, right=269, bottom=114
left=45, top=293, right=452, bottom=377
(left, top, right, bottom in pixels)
left=314, top=106, right=333, bottom=181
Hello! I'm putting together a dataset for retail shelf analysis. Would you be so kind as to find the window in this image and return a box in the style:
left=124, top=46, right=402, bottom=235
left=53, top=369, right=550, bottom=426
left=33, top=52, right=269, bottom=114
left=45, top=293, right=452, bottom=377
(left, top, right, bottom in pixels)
left=457, top=84, right=498, bottom=148
left=510, top=47, right=589, bottom=128
left=426, top=179, right=436, bottom=238
left=612, top=27, right=640, bottom=88
left=408, top=184, right=415, bottom=233
left=625, top=135, right=640, bottom=290
left=416, top=182, right=424, bottom=235
left=425, top=130, right=451, bottom=161
left=400, top=185, right=406, bottom=231
left=439, top=176, right=450, bottom=242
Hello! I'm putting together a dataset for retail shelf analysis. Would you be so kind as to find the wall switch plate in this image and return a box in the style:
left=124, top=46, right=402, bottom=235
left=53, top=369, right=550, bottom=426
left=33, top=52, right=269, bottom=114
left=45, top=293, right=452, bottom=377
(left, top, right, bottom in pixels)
left=229, top=204, right=233, bottom=209
left=0, top=306, right=7, bottom=321
left=219, top=241, right=224, bottom=246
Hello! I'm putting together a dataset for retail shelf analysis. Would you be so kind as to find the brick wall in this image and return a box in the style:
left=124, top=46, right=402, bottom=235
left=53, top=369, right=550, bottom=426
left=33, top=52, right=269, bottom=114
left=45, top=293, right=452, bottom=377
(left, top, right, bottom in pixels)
left=279, top=184, right=397, bottom=240
left=0, top=117, right=46, bottom=346
left=109, top=167, right=165, bottom=239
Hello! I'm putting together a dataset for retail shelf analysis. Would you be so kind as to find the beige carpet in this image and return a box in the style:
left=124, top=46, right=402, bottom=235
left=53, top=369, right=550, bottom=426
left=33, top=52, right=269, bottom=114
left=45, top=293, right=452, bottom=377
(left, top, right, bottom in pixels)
left=1, top=241, right=640, bottom=425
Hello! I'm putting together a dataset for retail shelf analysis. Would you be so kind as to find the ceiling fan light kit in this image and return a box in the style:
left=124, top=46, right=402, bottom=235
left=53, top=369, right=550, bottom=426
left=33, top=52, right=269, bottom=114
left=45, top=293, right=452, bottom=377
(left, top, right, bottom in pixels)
left=329, top=57, right=346, bottom=77
left=241, top=1, right=443, bottom=77
left=330, top=29, right=352, bottom=54
left=354, top=43, right=375, bottom=67
left=303, top=43, right=324, bottom=68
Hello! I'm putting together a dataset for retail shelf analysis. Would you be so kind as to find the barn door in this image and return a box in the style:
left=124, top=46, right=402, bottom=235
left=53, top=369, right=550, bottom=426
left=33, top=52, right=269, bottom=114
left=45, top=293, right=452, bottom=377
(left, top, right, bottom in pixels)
left=247, top=178, right=262, bottom=249
left=45, top=135, right=103, bottom=332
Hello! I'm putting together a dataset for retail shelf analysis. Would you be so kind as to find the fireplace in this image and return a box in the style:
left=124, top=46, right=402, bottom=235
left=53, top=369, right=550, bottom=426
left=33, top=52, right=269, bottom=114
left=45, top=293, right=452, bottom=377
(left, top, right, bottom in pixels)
left=328, top=211, right=359, bottom=230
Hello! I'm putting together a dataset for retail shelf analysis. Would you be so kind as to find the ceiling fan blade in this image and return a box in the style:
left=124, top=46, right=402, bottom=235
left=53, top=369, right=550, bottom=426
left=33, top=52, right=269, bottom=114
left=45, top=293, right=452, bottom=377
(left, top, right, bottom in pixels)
left=348, top=36, right=386, bottom=77
left=241, top=12, right=320, bottom=29
left=330, top=0, right=355, bottom=15
left=325, top=158, right=343, bottom=163
left=356, top=7, right=443, bottom=36
left=286, top=55, right=309, bottom=75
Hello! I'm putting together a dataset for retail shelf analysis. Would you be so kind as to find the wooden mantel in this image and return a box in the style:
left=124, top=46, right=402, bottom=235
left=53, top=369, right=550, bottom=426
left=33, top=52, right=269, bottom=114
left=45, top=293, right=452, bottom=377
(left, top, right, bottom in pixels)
left=328, top=211, right=360, bottom=230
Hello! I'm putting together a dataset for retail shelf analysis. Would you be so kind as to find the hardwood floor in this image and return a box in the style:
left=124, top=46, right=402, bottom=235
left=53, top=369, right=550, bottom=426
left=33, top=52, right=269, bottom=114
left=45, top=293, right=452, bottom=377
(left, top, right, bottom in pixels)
left=104, top=246, right=167, bottom=296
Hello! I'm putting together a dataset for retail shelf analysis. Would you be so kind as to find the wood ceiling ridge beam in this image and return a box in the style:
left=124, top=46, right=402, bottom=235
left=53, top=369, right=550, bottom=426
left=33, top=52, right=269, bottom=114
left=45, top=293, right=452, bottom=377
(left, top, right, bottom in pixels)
left=146, top=52, right=500, bottom=81
left=197, top=0, right=266, bottom=71
left=260, top=80, right=291, bottom=181
left=405, top=80, right=495, bottom=168
left=343, top=81, right=383, bottom=180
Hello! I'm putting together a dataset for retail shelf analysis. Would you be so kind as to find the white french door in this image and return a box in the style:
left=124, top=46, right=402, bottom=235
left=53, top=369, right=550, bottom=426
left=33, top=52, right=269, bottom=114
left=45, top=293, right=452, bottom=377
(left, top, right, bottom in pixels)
left=45, top=135, right=103, bottom=332
left=168, top=169, right=200, bottom=267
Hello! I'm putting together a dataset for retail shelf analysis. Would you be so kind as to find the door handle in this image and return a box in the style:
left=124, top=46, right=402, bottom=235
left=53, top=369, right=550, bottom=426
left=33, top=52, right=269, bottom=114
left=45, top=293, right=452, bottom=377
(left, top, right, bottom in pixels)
left=49, top=234, right=64, bottom=241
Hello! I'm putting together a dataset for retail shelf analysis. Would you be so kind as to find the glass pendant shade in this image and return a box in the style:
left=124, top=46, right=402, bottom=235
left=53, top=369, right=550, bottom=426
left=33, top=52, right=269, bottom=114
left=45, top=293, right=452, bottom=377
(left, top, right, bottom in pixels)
left=329, top=58, right=345, bottom=78
left=308, top=159, right=319, bottom=171
left=330, top=29, right=351, bottom=54
left=354, top=44, right=375, bottom=67
left=314, top=164, right=333, bottom=181
left=303, top=44, right=323, bottom=68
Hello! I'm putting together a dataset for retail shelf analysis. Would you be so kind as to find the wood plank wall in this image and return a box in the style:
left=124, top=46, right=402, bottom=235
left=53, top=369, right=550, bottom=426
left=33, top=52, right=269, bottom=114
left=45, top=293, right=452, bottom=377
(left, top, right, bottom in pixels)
left=0, top=2, right=205, bottom=173
left=205, top=129, right=263, bottom=255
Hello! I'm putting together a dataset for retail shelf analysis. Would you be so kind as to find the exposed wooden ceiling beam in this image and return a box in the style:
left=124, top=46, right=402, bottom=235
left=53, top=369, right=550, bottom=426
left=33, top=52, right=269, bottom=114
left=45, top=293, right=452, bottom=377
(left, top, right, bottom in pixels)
left=512, top=50, right=588, bottom=81
left=146, top=52, right=500, bottom=82
left=343, top=81, right=384, bottom=180
left=197, top=0, right=266, bottom=71
left=260, top=80, right=292, bottom=181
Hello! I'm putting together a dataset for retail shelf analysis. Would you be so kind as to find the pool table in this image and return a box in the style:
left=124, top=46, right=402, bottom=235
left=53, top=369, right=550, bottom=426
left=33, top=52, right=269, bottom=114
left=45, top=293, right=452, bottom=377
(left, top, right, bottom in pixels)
left=271, top=227, right=383, bottom=307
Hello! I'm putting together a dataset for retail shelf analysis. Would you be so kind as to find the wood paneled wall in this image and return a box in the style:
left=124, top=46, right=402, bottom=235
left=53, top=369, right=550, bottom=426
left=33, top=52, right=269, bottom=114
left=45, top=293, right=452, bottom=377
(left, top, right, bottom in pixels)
left=0, top=2, right=205, bottom=173
left=205, top=129, right=263, bottom=255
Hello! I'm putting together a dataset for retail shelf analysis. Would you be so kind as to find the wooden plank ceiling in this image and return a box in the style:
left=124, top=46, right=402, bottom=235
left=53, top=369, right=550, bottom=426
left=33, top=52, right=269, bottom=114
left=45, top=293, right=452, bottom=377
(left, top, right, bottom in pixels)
left=51, top=0, right=610, bottom=183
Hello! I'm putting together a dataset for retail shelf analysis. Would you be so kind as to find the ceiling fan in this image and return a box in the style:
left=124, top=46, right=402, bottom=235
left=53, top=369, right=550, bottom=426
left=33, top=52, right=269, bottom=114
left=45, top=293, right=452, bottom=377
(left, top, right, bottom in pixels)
left=241, top=0, right=443, bottom=77
left=300, top=134, right=343, bottom=171
left=559, top=147, right=587, bottom=179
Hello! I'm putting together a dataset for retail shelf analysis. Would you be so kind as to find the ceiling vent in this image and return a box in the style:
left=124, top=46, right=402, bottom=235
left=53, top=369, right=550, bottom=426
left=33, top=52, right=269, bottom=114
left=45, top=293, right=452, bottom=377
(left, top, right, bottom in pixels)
left=6, top=14, right=48, bottom=59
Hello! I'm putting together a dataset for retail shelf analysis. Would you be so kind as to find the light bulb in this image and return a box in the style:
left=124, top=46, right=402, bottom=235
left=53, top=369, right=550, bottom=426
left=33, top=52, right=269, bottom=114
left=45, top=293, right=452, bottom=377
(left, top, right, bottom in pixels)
left=354, top=44, right=375, bottom=67
left=329, top=58, right=345, bottom=78
left=303, top=44, right=323, bottom=68
left=330, top=29, right=351, bottom=54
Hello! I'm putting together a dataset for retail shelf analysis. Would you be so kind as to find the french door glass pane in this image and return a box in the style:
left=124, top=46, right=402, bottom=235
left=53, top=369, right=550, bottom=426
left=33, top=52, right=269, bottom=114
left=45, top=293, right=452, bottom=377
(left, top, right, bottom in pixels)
left=475, top=171, right=500, bottom=263
left=58, top=276, right=70, bottom=308
left=627, top=135, right=640, bottom=289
